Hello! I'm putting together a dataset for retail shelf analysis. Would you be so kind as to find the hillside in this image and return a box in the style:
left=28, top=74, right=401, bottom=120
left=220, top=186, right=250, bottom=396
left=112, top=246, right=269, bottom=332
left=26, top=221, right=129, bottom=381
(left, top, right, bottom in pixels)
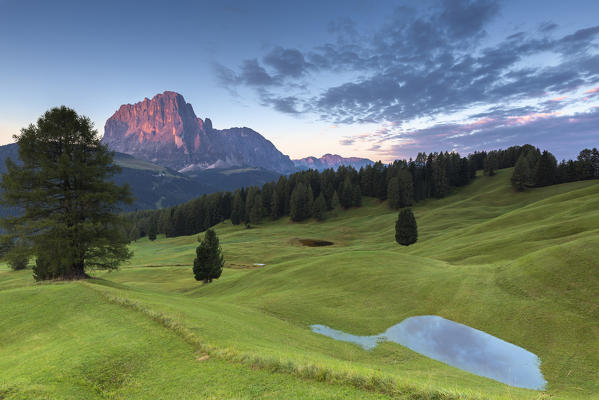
left=1, top=169, right=598, bottom=399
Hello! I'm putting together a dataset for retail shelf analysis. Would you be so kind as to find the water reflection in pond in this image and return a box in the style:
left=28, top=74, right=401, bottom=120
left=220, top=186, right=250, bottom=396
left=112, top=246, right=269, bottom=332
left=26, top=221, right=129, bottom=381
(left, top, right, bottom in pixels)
left=311, top=316, right=546, bottom=390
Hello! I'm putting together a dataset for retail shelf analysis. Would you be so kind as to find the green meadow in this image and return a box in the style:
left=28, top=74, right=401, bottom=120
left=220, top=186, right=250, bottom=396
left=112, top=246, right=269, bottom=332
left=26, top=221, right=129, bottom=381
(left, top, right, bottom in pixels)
left=1, top=168, right=598, bottom=399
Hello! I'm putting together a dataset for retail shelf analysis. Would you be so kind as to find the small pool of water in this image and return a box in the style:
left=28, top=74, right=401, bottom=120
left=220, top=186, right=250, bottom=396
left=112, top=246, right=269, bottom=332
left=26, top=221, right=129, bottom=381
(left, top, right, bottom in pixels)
left=311, top=316, right=546, bottom=390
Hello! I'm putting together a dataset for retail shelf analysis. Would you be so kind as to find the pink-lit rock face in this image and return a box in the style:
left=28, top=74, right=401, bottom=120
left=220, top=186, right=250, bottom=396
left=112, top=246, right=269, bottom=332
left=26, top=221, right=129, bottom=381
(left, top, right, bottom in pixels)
left=102, top=91, right=295, bottom=173
left=103, top=91, right=208, bottom=162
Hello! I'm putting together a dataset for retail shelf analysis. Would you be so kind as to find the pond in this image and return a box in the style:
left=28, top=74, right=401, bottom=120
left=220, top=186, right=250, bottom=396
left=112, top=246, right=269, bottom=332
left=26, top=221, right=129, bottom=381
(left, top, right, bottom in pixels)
left=311, top=316, right=546, bottom=390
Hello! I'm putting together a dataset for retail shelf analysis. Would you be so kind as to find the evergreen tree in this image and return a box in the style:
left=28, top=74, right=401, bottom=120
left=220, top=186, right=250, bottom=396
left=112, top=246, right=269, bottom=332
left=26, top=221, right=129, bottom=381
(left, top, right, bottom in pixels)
left=340, top=176, right=353, bottom=208
left=307, top=185, right=314, bottom=216
left=331, top=190, right=341, bottom=210
left=431, top=156, right=449, bottom=197
left=0, top=106, right=132, bottom=280
left=511, top=155, right=531, bottom=191
left=249, top=194, right=263, bottom=225
left=351, top=183, right=362, bottom=206
left=533, top=150, right=557, bottom=187
left=576, top=148, right=599, bottom=179
left=397, top=169, right=414, bottom=208
left=395, top=208, right=418, bottom=246
left=387, top=177, right=401, bottom=209
left=193, top=229, right=224, bottom=283
left=148, top=222, right=157, bottom=241
left=290, top=182, right=309, bottom=221
left=230, top=190, right=244, bottom=225
left=313, top=193, right=327, bottom=221
left=244, top=187, right=259, bottom=224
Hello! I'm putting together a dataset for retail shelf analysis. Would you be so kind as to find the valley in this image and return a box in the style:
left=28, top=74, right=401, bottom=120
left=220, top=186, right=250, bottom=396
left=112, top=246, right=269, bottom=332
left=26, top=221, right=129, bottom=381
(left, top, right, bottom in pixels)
left=2, top=169, right=597, bottom=399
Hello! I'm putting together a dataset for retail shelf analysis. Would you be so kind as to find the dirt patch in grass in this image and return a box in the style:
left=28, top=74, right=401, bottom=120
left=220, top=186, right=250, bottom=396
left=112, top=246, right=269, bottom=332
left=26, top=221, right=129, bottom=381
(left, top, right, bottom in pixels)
left=298, top=239, right=334, bottom=247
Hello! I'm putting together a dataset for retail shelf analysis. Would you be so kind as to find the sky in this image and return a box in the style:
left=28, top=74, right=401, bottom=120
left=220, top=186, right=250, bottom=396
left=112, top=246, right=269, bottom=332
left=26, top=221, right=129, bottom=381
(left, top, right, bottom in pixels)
left=0, top=0, right=598, bottom=162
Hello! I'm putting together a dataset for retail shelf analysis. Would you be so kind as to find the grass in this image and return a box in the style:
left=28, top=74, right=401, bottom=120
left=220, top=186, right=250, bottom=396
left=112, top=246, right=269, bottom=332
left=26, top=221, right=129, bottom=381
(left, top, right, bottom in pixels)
left=1, top=168, right=597, bottom=399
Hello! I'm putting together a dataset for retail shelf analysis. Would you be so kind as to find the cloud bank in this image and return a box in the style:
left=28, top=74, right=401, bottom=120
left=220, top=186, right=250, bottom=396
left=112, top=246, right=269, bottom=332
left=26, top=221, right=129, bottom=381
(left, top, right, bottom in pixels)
left=216, top=0, right=599, bottom=159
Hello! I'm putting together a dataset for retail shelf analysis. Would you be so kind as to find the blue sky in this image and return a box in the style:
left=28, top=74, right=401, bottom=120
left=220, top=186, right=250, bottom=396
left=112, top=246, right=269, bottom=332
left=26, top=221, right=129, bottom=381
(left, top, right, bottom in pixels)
left=1, top=0, right=597, bottom=161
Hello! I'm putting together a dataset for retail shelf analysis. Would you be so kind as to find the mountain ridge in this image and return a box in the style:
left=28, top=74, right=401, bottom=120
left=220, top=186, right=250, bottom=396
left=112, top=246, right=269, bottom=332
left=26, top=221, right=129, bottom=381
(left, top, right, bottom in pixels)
left=293, top=153, right=374, bottom=171
left=102, top=91, right=295, bottom=174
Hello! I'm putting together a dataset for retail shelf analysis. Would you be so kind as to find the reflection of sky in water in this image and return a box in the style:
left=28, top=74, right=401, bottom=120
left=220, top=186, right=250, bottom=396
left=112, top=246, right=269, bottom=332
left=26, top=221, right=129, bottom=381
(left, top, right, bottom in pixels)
left=311, top=316, right=546, bottom=390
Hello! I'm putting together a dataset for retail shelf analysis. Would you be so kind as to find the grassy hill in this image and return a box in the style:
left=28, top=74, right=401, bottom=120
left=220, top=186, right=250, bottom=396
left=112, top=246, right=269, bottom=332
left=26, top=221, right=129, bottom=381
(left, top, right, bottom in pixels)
left=1, top=168, right=598, bottom=399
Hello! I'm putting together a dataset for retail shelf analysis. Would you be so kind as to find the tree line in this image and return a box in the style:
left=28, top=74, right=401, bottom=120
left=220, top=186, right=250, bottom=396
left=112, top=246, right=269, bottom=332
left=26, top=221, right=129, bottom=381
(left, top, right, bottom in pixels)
left=511, top=146, right=599, bottom=190
left=126, top=151, right=478, bottom=240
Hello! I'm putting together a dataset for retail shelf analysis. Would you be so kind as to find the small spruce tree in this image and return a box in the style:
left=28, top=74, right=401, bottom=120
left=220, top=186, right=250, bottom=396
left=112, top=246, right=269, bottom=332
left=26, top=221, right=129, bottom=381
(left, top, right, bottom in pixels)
left=249, top=195, right=263, bottom=225
left=533, top=150, right=557, bottom=187
left=387, top=177, right=400, bottom=209
left=148, top=222, right=157, bottom=241
left=397, top=169, right=414, bottom=208
left=511, top=155, right=531, bottom=191
left=193, top=229, right=224, bottom=283
left=290, top=183, right=309, bottom=221
left=331, top=191, right=341, bottom=210
left=395, top=208, right=418, bottom=246
left=313, top=193, right=327, bottom=221
left=231, top=191, right=244, bottom=225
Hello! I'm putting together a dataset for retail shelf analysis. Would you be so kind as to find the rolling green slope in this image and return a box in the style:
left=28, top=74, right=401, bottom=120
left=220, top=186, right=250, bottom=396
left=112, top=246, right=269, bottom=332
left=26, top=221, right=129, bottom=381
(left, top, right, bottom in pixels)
left=1, top=168, right=598, bottom=399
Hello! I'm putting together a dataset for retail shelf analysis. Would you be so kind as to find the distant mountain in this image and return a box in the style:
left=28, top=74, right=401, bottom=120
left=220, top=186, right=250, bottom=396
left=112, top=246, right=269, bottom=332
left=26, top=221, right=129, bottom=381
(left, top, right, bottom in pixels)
left=103, top=91, right=295, bottom=174
left=0, top=143, right=209, bottom=211
left=293, top=154, right=374, bottom=171
left=0, top=144, right=284, bottom=212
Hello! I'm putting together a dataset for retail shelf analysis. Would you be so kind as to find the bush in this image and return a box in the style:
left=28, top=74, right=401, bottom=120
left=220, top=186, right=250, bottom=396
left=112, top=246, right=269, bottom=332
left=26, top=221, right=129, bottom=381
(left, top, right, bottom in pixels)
left=7, top=253, right=28, bottom=271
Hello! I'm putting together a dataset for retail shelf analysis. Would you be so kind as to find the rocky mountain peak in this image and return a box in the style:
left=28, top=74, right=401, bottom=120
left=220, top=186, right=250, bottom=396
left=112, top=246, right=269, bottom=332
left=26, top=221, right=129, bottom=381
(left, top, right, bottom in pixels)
left=102, top=92, right=295, bottom=173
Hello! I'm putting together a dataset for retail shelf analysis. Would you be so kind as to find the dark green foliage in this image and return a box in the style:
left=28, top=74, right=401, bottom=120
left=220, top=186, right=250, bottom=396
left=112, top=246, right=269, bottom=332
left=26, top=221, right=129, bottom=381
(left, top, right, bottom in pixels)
left=533, top=150, right=557, bottom=187
left=0, top=107, right=132, bottom=280
left=249, top=194, right=263, bottom=225
left=123, top=143, right=597, bottom=241
left=387, top=177, right=401, bottom=209
left=192, top=229, right=223, bottom=283
left=511, top=155, right=531, bottom=191
left=312, top=193, right=327, bottom=221
left=351, top=183, right=361, bottom=207
left=576, top=148, right=599, bottom=179
left=126, top=149, right=489, bottom=239
left=340, top=176, right=353, bottom=208
left=331, top=191, right=341, bottom=210
left=290, top=182, right=312, bottom=221
left=397, top=169, right=414, bottom=208
left=6, top=245, right=29, bottom=270
left=430, top=154, right=449, bottom=197
left=148, top=224, right=157, bottom=241
left=230, top=190, right=244, bottom=225
left=395, top=208, right=418, bottom=246
left=483, top=153, right=497, bottom=176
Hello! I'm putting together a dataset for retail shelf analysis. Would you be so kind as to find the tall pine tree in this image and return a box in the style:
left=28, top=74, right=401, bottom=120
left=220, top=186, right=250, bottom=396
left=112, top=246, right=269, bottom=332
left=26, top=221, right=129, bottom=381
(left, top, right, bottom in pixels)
left=0, top=107, right=132, bottom=280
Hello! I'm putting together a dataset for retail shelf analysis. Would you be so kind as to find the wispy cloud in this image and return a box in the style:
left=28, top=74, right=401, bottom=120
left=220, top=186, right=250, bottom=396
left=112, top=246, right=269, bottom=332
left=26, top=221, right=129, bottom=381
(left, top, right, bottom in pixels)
left=215, top=0, right=599, bottom=158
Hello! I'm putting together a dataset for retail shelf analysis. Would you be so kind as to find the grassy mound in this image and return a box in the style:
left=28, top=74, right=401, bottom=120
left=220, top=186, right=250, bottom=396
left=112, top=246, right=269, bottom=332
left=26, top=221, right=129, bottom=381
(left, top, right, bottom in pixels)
left=1, top=168, right=597, bottom=399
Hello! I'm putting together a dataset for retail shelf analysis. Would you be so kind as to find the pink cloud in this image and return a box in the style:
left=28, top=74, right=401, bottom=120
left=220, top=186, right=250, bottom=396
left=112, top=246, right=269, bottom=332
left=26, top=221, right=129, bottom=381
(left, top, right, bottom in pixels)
left=585, top=86, right=599, bottom=94
left=551, top=95, right=567, bottom=102
left=507, top=112, right=560, bottom=125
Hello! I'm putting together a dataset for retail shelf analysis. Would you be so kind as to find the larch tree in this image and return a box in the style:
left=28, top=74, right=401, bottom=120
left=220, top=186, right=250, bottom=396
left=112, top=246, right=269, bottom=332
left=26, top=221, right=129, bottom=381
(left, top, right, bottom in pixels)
left=0, top=106, right=133, bottom=280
